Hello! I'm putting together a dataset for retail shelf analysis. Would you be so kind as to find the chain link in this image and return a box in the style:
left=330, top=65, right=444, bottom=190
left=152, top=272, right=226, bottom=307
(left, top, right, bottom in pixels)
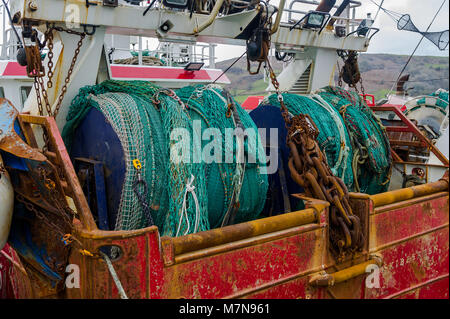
left=151, top=88, right=185, bottom=109
left=266, top=58, right=292, bottom=128
left=52, top=28, right=86, bottom=118
left=265, top=57, right=365, bottom=262
left=15, top=193, right=80, bottom=245
left=15, top=192, right=96, bottom=258
left=37, top=165, right=76, bottom=221
left=27, top=24, right=87, bottom=151
left=31, top=24, right=87, bottom=119
left=286, top=115, right=365, bottom=261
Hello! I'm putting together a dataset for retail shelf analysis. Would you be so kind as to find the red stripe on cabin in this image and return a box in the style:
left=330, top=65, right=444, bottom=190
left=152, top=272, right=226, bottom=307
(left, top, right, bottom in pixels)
left=110, top=65, right=212, bottom=80
left=205, top=69, right=230, bottom=83
left=2, top=62, right=27, bottom=77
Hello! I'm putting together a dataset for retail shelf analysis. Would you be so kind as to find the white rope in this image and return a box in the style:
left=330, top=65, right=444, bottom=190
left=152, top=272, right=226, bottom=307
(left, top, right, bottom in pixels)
left=207, top=85, right=229, bottom=106
left=100, top=251, right=128, bottom=299
left=185, top=85, right=226, bottom=111
left=440, top=102, right=449, bottom=134
left=310, top=94, right=350, bottom=179
left=176, top=174, right=200, bottom=237
left=220, top=97, right=247, bottom=226
left=231, top=111, right=246, bottom=212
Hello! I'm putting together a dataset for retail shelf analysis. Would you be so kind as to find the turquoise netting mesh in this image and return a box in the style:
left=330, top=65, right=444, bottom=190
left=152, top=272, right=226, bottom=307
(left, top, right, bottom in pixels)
left=317, top=86, right=392, bottom=194
left=264, top=92, right=355, bottom=188
left=62, top=80, right=268, bottom=235
left=264, top=86, right=392, bottom=194
left=176, top=85, right=268, bottom=227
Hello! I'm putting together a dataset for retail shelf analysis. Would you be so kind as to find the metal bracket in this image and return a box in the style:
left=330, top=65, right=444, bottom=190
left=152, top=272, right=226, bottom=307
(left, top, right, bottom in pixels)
left=103, top=0, right=118, bottom=7
left=346, top=27, right=380, bottom=41
left=309, top=256, right=383, bottom=287
left=0, top=99, right=46, bottom=162
left=289, top=11, right=331, bottom=35
left=82, top=24, right=97, bottom=36
left=85, top=0, right=98, bottom=8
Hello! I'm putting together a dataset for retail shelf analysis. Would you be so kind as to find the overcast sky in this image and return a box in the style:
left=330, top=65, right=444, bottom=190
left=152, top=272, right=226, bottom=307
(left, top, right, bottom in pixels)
left=214, top=0, right=449, bottom=61
left=355, top=0, right=449, bottom=56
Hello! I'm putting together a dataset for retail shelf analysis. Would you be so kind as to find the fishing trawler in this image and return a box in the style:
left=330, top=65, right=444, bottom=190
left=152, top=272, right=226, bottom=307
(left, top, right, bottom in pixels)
left=0, top=0, right=448, bottom=299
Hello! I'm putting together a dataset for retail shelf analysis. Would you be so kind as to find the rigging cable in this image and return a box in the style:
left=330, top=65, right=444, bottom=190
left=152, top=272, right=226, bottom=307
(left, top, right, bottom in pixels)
left=372, top=0, right=385, bottom=22
left=369, top=0, right=404, bottom=22
left=1, top=0, right=23, bottom=47
left=212, top=50, right=247, bottom=84
left=385, top=0, right=447, bottom=98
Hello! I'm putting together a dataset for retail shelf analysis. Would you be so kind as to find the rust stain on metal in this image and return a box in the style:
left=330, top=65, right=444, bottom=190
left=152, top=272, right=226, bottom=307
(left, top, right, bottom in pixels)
left=370, top=176, right=449, bottom=208
left=1, top=113, right=448, bottom=299
left=0, top=99, right=46, bottom=162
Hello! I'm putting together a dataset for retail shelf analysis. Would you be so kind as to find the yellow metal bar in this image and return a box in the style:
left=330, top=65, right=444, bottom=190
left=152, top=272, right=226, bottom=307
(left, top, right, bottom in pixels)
left=193, top=0, right=226, bottom=34
left=174, top=223, right=321, bottom=264
left=309, top=256, right=383, bottom=287
left=370, top=177, right=449, bottom=208
left=271, top=0, right=286, bottom=35
left=333, top=258, right=381, bottom=284
left=168, top=208, right=318, bottom=256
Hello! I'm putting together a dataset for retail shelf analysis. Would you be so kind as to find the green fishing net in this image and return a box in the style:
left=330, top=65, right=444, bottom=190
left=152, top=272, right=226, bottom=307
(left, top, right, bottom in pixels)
left=265, top=86, right=392, bottom=194
left=62, top=80, right=268, bottom=235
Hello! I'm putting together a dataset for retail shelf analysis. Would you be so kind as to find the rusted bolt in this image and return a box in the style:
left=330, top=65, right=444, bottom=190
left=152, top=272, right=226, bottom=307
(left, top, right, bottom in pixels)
left=28, top=1, right=38, bottom=11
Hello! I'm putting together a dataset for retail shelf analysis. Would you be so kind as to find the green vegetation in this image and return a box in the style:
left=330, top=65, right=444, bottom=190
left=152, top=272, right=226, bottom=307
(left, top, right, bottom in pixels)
left=216, top=54, right=449, bottom=103
left=373, top=89, right=391, bottom=101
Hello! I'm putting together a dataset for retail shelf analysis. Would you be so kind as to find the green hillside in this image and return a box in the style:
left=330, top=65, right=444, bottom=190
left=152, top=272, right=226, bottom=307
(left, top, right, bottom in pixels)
left=216, top=53, right=449, bottom=103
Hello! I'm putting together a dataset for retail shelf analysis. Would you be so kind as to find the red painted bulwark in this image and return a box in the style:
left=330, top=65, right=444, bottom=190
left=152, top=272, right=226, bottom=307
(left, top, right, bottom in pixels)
left=9, top=189, right=450, bottom=299
left=4, top=157, right=449, bottom=299
left=160, top=226, right=325, bottom=298
left=367, top=194, right=449, bottom=299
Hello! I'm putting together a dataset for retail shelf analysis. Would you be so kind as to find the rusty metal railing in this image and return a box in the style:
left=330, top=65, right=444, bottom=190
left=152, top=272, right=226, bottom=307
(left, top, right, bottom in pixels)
left=370, top=173, right=449, bottom=208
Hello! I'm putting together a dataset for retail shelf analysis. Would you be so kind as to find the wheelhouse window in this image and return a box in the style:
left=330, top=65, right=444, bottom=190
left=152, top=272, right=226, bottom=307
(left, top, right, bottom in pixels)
left=0, top=87, right=5, bottom=99
left=20, top=86, right=32, bottom=107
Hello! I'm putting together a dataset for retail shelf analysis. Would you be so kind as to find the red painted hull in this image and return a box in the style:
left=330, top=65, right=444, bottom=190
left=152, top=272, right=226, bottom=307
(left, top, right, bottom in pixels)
left=1, top=115, right=448, bottom=299
left=1, top=181, right=448, bottom=299
left=0, top=244, right=31, bottom=298
left=58, top=184, right=448, bottom=299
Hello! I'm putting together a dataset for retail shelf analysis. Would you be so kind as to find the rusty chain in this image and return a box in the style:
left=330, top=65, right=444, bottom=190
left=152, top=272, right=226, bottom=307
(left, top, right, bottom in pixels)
left=19, top=23, right=95, bottom=259
left=265, top=59, right=365, bottom=261
left=51, top=27, right=86, bottom=118
left=15, top=191, right=97, bottom=258
left=30, top=24, right=87, bottom=119
left=151, top=88, right=186, bottom=109
left=17, top=193, right=66, bottom=234
left=286, top=115, right=365, bottom=259
left=265, top=58, right=292, bottom=129
left=37, top=164, right=77, bottom=220
left=337, top=49, right=366, bottom=94
left=26, top=24, right=87, bottom=151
